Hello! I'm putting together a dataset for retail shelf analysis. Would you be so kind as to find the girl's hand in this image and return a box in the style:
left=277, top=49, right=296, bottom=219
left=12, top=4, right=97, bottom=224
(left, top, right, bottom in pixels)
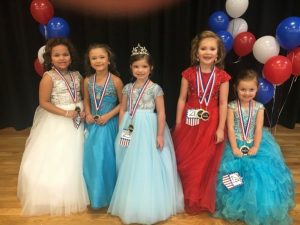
left=232, top=147, right=243, bottom=157
left=85, top=114, right=95, bottom=124
left=95, top=114, right=109, bottom=125
left=248, top=146, right=258, bottom=156
left=80, top=111, right=86, bottom=120
left=215, top=128, right=224, bottom=144
left=156, top=135, right=164, bottom=150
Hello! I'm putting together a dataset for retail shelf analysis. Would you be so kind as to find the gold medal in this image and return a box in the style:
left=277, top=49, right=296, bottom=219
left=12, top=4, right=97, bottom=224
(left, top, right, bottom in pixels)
left=201, top=110, right=210, bottom=121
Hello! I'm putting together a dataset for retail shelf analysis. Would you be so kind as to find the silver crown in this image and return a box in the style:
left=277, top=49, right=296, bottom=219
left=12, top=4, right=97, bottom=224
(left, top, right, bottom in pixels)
left=131, top=43, right=149, bottom=56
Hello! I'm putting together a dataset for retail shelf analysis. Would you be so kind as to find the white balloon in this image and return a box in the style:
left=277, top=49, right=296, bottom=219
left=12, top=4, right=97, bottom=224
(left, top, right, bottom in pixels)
left=227, top=18, right=248, bottom=38
left=225, top=0, right=249, bottom=18
left=253, top=36, right=280, bottom=64
left=38, top=45, right=46, bottom=64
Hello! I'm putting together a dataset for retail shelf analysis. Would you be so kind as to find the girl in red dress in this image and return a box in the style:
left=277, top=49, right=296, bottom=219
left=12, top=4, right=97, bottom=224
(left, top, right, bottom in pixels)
left=172, top=30, right=231, bottom=214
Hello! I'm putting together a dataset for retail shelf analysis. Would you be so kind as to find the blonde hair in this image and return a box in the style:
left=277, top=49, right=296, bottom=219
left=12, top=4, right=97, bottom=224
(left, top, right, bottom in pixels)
left=190, top=30, right=226, bottom=69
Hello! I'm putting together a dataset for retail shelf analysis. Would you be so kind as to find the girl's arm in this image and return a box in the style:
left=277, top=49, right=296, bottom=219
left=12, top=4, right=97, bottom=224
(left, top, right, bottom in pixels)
left=118, top=92, right=127, bottom=125
left=96, top=76, right=124, bottom=125
left=155, top=94, right=166, bottom=150
left=39, top=73, right=77, bottom=118
left=215, top=81, right=229, bottom=144
left=175, top=77, right=188, bottom=127
left=83, top=77, right=94, bottom=123
left=227, top=108, right=243, bottom=157
left=248, top=107, right=264, bottom=155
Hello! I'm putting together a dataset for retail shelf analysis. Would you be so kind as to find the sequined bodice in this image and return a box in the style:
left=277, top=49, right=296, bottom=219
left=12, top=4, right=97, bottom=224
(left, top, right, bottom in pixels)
left=47, top=70, right=82, bottom=106
left=229, top=100, right=264, bottom=142
left=123, top=82, right=163, bottom=111
left=88, top=75, right=118, bottom=115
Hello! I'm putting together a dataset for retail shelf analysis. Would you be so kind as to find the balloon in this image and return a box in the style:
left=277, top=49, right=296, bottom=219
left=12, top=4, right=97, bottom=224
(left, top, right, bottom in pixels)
left=233, top=32, right=256, bottom=57
left=276, top=17, right=300, bottom=50
left=217, top=30, right=233, bottom=52
left=34, top=58, right=44, bottom=77
left=30, top=0, right=54, bottom=25
left=208, top=11, right=229, bottom=33
left=256, top=78, right=275, bottom=104
left=39, top=24, right=48, bottom=39
left=227, top=18, right=248, bottom=38
left=225, top=0, right=249, bottom=18
left=287, top=47, right=300, bottom=76
left=253, top=36, right=280, bottom=64
left=47, top=17, right=70, bottom=38
left=37, top=45, right=46, bottom=64
left=263, top=55, right=292, bottom=85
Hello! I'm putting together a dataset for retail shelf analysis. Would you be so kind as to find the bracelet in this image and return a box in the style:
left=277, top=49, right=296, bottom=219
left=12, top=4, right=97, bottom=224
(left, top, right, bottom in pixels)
left=65, top=110, right=69, bottom=117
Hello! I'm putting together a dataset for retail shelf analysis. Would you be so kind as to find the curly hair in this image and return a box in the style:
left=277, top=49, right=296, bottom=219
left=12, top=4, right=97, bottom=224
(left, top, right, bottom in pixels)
left=43, top=37, right=79, bottom=71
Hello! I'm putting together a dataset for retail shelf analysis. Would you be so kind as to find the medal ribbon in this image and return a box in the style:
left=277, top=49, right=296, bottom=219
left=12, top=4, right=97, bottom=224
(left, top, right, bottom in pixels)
left=129, top=79, right=150, bottom=119
left=52, top=66, right=77, bottom=103
left=93, top=73, right=111, bottom=111
left=237, top=100, right=254, bottom=141
left=196, top=66, right=216, bottom=107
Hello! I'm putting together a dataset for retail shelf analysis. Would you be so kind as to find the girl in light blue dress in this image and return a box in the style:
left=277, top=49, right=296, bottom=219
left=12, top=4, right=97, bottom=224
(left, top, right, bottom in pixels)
left=108, top=44, right=184, bottom=224
left=215, top=69, right=295, bottom=225
left=83, top=44, right=123, bottom=209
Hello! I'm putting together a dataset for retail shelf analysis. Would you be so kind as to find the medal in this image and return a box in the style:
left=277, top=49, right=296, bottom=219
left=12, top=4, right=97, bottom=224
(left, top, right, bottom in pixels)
left=196, top=66, right=215, bottom=121
left=93, top=73, right=111, bottom=112
left=73, top=106, right=81, bottom=129
left=119, top=80, right=150, bottom=148
left=237, top=100, right=254, bottom=155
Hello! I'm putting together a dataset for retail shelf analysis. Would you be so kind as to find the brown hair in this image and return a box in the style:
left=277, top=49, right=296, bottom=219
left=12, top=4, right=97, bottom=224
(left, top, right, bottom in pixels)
left=43, top=38, right=79, bottom=71
left=190, top=30, right=226, bottom=69
left=84, top=43, right=119, bottom=77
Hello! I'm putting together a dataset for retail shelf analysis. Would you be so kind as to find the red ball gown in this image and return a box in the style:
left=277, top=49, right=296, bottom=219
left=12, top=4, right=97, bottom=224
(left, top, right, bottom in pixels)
left=172, top=66, right=231, bottom=213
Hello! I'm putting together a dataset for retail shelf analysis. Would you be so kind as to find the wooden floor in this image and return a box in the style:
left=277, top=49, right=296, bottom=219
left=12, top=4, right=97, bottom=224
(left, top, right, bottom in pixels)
left=0, top=125, right=299, bottom=225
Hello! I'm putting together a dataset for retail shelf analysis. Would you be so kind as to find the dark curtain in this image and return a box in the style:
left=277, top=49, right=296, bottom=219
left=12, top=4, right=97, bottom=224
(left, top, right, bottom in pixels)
left=1, top=0, right=300, bottom=130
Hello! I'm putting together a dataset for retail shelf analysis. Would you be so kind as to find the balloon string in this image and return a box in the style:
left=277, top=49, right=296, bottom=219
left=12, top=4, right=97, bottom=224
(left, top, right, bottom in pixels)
left=43, top=25, right=48, bottom=40
left=270, top=85, right=276, bottom=134
left=232, top=56, right=241, bottom=64
left=274, top=76, right=297, bottom=133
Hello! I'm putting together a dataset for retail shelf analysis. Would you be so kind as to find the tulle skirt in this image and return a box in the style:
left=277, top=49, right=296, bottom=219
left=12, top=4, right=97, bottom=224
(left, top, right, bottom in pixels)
left=215, top=129, right=295, bottom=225
left=108, top=110, right=184, bottom=225
left=83, top=116, right=118, bottom=209
left=17, top=104, right=89, bottom=216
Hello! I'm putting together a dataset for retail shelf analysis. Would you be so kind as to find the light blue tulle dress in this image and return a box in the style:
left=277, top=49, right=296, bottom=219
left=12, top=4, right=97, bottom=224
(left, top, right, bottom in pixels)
left=215, top=100, right=295, bottom=225
left=108, top=82, right=184, bottom=225
left=83, top=76, right=118, bottom=209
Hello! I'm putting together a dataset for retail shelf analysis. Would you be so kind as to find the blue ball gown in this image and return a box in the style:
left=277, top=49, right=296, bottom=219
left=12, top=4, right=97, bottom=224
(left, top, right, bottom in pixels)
left=215, top=100, right=295, bottom=225
left=108, top=82, right=184, bottom=225
left=83, top=75, right=118, bottom=209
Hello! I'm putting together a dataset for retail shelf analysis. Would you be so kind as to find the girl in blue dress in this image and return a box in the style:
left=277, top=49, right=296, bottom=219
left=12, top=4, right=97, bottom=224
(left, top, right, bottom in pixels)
left=215, top=69, right=295, bottom=225
left=83, top=43, right=123, bottom=209
left=108, top=44, right=184, bottom=224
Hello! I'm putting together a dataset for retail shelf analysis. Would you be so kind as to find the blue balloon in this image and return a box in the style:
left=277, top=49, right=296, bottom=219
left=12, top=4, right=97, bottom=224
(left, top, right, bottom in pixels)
left=256, top=78, right=275, bottom=104
left=208, top=11, right=229, bottom=33
left=39, top=24, right=48, bottom=40
left=276, top=16, right=300, bottom=50
left=47, top=17, right=70, bottom=39
left=217, top=30, right=233, bottom=52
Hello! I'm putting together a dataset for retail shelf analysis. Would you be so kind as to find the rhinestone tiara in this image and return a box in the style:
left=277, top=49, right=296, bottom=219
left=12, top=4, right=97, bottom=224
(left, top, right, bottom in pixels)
left=131, top=43, right=149, bottom=56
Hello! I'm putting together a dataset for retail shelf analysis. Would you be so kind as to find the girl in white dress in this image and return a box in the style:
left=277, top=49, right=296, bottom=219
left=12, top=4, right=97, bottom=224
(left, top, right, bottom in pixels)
left=17, top=38, right=89, bottom=216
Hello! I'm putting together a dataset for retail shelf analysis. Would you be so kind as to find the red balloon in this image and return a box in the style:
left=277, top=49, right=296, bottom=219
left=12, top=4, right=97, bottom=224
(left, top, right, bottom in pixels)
left=263, top=55, right=292, bottom=85
left=30, top=0, right=54, bottom=24
left=233, top=32, right=256, bottom=57
left=287, top=47, right=300, bottom=76
left=34, top=58, right=44, bottom=77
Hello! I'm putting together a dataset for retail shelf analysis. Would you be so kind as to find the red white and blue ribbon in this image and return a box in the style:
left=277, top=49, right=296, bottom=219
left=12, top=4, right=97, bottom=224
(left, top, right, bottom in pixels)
left=52, top=66, right=77, bottom=103
left=237, top=99, right=254, bottom=141
left=196, top=66, right=216, bottom=107
left=93, top=73, right=111, bottom=111
left=129, top=79, right=150, bottom=119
